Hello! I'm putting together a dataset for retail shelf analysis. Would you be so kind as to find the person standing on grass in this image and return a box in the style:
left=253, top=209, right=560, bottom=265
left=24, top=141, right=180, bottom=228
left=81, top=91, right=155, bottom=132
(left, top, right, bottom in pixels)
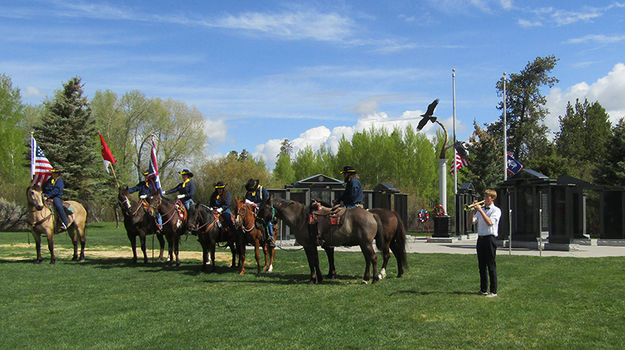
left=472, top=189, right=501, bottom=297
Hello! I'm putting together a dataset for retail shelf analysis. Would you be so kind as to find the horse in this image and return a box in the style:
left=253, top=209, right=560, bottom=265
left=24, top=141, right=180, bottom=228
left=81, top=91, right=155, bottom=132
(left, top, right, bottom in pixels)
left=188, top=203, right=239, bottom=271
left=272, top=199, right=325, bottom=284
left=26, top=183, right=88, bottom=264
left=118, top=187, right=165, bottom=264
left=368, top=208, right=408, bottom=278
left=146, top=194, right=187, bottom=266
left=234, top=199, right=274, bottom=275
left=256, top=198, right=277, bottom=269
left=310, top=200, right=385, bottom=284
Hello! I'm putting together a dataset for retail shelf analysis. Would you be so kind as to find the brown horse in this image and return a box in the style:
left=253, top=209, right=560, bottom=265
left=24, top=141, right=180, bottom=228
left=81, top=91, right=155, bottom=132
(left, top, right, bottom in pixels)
left=118, top=187, right=165, bottom=264
left=146, top=194, right=187, bottom=266
left=272, top=199, right=325, bottom=284
left=234, top=199, right=274, bottom=275
left=26, top=183, right=87, bottom=264
left=368, top=208, right=408, bottom=278
left=310, top=201, right=385, bottom=284
left=188, top=203, right=239, bottom=271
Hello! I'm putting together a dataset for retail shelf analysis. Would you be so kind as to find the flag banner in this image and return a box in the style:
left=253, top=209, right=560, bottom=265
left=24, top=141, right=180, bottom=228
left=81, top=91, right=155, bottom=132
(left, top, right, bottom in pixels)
left=31, top=135, right=52, bottom=185
left=99, top=134, right=116, bottom=174
left=507, top=152, right=524, bottom=176
left=148, top=138, right=163, bottom=195
left=450, top=150, right=469, bottom=174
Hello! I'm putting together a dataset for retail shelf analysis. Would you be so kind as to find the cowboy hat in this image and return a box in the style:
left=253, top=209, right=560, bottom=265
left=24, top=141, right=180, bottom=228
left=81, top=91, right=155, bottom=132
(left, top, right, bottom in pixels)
left=179, top=169, right=194, bottom=177
left=214, top=181, right=226, bottom=189
left=340, top=165, right=357, bottom=174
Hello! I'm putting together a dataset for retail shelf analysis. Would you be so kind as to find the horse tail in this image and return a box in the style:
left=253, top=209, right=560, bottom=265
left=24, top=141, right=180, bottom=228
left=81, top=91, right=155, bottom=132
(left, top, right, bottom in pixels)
left=372, top=213, right=385, bottom=252
left=393, top=212, right=408, bottom=270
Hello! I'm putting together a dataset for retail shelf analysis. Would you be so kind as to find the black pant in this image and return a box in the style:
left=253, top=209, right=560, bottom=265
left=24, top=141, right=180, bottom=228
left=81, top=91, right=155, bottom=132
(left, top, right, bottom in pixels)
left=477, top=235, right=497, bottom=294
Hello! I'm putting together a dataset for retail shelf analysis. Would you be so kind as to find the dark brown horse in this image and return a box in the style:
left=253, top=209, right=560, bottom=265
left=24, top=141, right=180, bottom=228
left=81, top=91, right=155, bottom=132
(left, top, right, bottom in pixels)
left=272, top=199, right=324, bottom=284
left=234, top=199, right=274, bottom=275
left=118, top=187, right=165, bottom=264
left=310, top=201, right=385, bottom=284
left=146, top=194, right=187, bottom=266
left=26, top=183, right=88, bottom=264
left=368, top=208, right=408, bottom=278
left=188, top=203, right=239, bottom=271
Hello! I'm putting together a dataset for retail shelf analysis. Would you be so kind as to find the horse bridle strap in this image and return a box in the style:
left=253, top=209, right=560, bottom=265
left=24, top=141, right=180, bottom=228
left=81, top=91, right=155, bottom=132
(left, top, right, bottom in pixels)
left=31, top=212, right=53, bottom=227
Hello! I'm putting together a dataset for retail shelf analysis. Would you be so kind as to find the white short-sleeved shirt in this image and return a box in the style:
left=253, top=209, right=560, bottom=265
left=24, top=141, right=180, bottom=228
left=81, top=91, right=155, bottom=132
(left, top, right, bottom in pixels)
left=473, top=205, right=501, bottom=237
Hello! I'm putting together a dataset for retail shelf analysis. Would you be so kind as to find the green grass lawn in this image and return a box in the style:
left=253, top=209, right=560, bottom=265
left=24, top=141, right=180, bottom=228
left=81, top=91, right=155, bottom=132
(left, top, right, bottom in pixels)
left=1, top=224, right=624, bottom=349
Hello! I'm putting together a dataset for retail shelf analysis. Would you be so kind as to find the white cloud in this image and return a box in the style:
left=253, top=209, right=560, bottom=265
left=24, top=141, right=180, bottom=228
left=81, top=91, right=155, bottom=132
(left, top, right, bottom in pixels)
left=254, top=108, right=467, bottom=170
left=518, top=19, right=542, bottom=27
left=566, top=34, right=625, bottom=44
left=545, top=63, right=625, bottom=135
left=24, top=86, right=42, bottom=98
left=203, top=118, right=227, bottom=145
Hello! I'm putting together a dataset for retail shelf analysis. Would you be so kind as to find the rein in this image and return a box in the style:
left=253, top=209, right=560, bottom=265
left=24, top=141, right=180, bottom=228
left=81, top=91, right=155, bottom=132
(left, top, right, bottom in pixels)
left=238, top=204, right=256, bottom=233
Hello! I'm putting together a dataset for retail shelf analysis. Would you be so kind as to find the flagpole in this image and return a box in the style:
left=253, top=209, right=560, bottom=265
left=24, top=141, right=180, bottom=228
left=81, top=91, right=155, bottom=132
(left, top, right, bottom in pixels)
left=30, top=131, right=35, bottom=181
left=452, top=69, right=457, bottom=195
left=503, top=72, right=508, bottom=182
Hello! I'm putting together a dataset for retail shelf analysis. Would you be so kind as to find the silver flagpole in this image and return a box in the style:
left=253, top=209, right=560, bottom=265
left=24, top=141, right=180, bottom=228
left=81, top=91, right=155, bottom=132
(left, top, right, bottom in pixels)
left=452, top=69, right=457, bottom=195
left=503, top=72, right=508, bottom=182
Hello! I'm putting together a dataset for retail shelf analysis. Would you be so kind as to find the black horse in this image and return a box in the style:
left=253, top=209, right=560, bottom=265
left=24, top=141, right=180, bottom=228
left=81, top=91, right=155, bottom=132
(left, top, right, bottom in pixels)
left=146, top=194, right=187, bottom=266
left=118, top=187, right=165, bottom=264
left=188, top=203, right=239, bottom=271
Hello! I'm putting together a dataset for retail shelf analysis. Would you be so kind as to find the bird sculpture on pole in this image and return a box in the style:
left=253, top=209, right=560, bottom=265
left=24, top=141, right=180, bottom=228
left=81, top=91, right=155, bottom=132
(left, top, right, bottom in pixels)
left=417, top=98, right=439, bottom=131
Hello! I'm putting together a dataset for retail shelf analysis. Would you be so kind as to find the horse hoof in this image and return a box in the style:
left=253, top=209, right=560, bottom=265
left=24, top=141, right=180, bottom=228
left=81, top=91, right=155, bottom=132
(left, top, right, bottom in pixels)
left=361, top=280, right=368, bottom=285
left=79, top=257, right=85, bottom=263
left=380, top=268, right=387, bottom=279
left=268, top=265, right=273, bottom=272
left=34, top=259, right=42, bottom=265
left=50, top=260, right=55, bottom=265
left=71, top=256, right=78, bottom=261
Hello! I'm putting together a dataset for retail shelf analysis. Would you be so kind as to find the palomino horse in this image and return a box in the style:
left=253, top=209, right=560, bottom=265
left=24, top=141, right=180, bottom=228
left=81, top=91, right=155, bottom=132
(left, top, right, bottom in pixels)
left=368, top=208, right=408, bottom=278
left=272, top=199, right=325, bottom=284
left=26, top=183, right=87, bottom=264
left=146, top=194, right=187, bottom=266
left=188, top=203, right=239, bottom=271
left=234, top=199, right=274, bottom=275
left=310, top=201, right=385, bottom=284
left=118, top=187, right=165, bottom=264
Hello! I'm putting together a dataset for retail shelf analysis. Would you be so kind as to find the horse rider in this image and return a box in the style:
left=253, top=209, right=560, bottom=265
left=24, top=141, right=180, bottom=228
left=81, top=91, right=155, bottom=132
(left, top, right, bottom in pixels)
left=244, top=178, right=274, bottom=245
left=335, top=165, right=363, bottom=209
left=165, top=169, right=195, bottom=210
left=42, top=168, right=69, bottom=231
left=128, top=170, right=162, bottom=230
left=209, top=181, right=235, bottom=233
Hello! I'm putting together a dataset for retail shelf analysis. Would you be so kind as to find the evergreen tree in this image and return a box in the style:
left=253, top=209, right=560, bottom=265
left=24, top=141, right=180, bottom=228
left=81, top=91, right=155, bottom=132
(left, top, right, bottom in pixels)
left=466, top=121, right=503, bottom=195
left=489, top=56, right=559, bottom=163
left=273, top=152, right=296, bottom=186
left=594, top=118, right=625, bottom=188
left=554, top=99, right=611, bottom=181
left=33, top=77, right=98, bottom=201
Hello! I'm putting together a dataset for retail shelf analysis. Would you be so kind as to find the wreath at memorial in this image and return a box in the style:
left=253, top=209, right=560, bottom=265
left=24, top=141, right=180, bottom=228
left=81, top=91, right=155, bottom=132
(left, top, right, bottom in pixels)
left=432, top=204, right=445, bottom=217
left=417, top=209, right=430, bottom=223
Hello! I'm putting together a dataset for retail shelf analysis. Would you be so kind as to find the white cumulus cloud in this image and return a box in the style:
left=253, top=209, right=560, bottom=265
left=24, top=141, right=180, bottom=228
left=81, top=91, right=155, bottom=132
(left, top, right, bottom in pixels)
left=545, top=62, right=625, bottom=135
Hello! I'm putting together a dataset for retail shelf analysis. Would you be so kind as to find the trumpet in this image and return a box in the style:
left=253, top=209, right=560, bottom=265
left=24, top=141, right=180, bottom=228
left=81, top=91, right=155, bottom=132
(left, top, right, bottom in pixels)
left=463, top=200, right=485, bottom=211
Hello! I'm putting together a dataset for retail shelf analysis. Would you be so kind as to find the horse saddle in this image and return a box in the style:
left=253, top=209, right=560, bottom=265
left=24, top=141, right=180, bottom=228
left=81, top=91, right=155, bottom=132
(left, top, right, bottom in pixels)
left=49, top=201, right=75, bottom=229
left=174, top=200, right=187, bottom=222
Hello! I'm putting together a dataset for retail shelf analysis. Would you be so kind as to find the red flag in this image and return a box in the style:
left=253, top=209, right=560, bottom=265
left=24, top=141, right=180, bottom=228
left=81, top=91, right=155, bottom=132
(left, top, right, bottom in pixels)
left=148, top=137, right=163, bottom=194
left=99, top=134, right=116, bottom=174
left=31, top=135, right=52, bottom=185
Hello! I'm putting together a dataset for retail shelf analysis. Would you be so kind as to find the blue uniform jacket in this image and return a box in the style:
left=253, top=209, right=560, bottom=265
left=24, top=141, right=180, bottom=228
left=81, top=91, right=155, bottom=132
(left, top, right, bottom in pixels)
left=165, top=180, right=194, bottom=201
left=43, top=177, right=64, bottom=199
left=128, top=180, right=155, bottom=197
left=245, top=185, right=269, bottom=205
left=338, top=177, right=363, bottom=207
left=210, top=191, right=232, bottom=213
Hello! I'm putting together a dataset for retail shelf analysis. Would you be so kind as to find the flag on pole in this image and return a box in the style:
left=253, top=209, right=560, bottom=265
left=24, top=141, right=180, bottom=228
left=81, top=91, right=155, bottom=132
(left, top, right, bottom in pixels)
left=148, top=137, right=163, bottom=195
left=99, top=134, right=116, bottom=174
left=506, top=152, right=524, bottom=176
left=31, top=135, right=53, bottom=185
left=450, top=150, right=469, bottom=174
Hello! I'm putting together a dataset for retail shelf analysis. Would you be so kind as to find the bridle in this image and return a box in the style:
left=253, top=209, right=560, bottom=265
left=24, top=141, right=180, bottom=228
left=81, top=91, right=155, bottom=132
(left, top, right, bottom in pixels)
left=237, top=202, right=255, bottom=233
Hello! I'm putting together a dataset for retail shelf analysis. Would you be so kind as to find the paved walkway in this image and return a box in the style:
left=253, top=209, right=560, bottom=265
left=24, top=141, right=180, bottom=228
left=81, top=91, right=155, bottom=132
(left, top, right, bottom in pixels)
left=273, top=237, right=625, bottom=258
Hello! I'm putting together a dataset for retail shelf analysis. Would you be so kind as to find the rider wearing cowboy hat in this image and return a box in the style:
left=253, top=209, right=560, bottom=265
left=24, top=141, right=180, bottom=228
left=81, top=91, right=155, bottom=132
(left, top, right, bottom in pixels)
left=42, top=168, right=69, bottom=231
left=336, top=165, right=363, bottom=209
left=165, top=169, right=195, bottom=210
left=129, top=170, right=163, bottom=230
left=210, top=181, right=235, bottom=232
left=244, top=178, right=274, bottom=245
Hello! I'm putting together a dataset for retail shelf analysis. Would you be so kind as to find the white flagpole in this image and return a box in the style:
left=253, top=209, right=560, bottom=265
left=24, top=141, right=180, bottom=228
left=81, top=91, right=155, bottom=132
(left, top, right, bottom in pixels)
left=503, top=72, right=508, bottom=182
left=452, top=69, right=457, bottom=195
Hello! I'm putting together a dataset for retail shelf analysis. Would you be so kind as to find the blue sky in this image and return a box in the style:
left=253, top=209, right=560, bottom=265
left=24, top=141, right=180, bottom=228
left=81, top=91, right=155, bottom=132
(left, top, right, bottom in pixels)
left=2, top=0, right=625, bottom=169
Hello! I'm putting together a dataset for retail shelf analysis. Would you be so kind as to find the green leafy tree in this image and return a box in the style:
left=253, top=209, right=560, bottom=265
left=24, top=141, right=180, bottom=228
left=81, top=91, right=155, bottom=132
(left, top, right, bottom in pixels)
left=273, top=152, right=296, bottom=186
left=0, top=74, right=29, bottom=201
left=594, top=118, right=625, bottom=188
left=33, top=77, right=98, bottom=201
left=490, top=55, right=559, bottom=163
left=466, top=122, right=503, bottom=195
left=554, top=99, right=611, bottom=181
left=292, top=147, right=317, bottom=180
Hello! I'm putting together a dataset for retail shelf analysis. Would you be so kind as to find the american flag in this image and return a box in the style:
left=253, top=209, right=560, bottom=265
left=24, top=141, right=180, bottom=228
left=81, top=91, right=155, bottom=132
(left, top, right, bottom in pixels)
left=31, top=135, right=53, bottom=185
left=147, top=137, right=163, bottom=195
left=450, top=150, right=469, bottom=175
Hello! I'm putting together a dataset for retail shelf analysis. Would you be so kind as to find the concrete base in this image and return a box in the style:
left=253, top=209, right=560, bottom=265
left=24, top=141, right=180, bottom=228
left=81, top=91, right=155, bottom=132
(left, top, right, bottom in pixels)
left=597, top=239, right=625, bottom=246
left=500, top=240, right=541, bottom=249
left=543, top=243, right=584, bottom=251
left=427, top=236, right=460, bottom=243
left=571, top=238, right=592, bottom=246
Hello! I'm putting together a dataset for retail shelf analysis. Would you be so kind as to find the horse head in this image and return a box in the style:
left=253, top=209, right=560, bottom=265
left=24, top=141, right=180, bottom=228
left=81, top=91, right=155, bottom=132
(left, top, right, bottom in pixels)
left=26, top=183, right=44, bottom=211
left=235, top=198, right=254, bottom=230
left=118, top=186, right=133, bottom=213
left=257, top=197, right=273, bottom=223
left=187, top=203, right=202, bottom=231
left=146, top=194, right=163, bottom=218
